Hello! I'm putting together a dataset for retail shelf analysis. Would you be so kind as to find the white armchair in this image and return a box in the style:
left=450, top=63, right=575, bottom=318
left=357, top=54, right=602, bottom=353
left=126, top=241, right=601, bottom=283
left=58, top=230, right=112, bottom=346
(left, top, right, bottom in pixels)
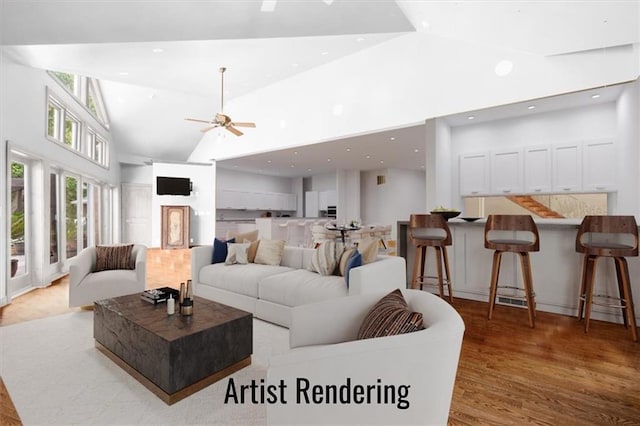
left=68, top=244, right=147, bottom=307
left=267, top=289, right=465, bottom=425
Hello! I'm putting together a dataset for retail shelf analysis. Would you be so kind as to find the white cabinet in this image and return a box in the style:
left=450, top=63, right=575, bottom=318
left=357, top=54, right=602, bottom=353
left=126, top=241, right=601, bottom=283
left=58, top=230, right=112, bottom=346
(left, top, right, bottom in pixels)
left=583, top=140, right=616, bottom=191
left=491, top=148, right=522, bottom=194
left=552, top=143, right=582, bottom=192
left=305, top=191, right=319, bottom=217
left=285, top=194, right=297, bottom=211
left=524, top=146, right=552, bottom=194
left=459, top=152, right=490, bottom=196
left=216, top=190, right=236, bottom=209
left=216, top=190, right=297, bottom=210
left=318, top=190, right=337, bottom=210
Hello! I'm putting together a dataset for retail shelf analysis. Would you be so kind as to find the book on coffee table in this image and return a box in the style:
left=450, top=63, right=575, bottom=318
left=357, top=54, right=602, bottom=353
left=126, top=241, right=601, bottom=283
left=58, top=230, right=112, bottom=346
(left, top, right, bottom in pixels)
left=141, top=287, right=180, bottom=305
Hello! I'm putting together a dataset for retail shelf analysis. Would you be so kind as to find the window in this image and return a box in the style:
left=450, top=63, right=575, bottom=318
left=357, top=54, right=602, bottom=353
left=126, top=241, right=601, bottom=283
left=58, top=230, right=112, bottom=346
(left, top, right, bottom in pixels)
left=50, top=173, right=59, bottom=264
left=46, top=89, right=110, bottom=168
left=86, top=79, right=109, bottom=127
left=51, top=71, right=78, bottom=96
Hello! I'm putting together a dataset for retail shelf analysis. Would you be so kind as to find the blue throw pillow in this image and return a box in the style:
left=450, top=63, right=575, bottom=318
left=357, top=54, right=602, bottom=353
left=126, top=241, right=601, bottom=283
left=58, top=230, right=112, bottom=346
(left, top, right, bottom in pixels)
left=212, top=237, right=235, bottom=264
left=344, top=250, right=362, bottom=288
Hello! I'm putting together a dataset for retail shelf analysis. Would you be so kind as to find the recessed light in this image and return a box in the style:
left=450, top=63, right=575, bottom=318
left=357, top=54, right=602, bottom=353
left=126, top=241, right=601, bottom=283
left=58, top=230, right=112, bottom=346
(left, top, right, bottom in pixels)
left=290, top=164, right=295, bottom=168
left=380, top=160, right=384, bottom=164
left=292, top=63, right=299, bottom=68
left=307, top=168, right=312, bottom=171
left=233, top=165, right=238, bottom=168
left=414, top=149, right=419, bottom=153
left=267, top=160, right=272, bottom=163
left=293, top=151, right=298, bottom=155
left=421, top=20, right=430, bottom=29
left=494, top=59, right=513, bottom=77
left=421, top=165, right=425, bottom=169
left=356, top=37, right=365, bottom=42
left=151, top=48, right=164, bottom=53
left=389, top=137, right=395, bottom=141
left=321, top=51, right=329, bottom=56
left=527, top=105, right=536, bottom=110
left=261, top=0, right=276, bottom=12
left=365, top=155, right=371, bottom=159
left=346, top=148, right=351, bottom=152
left=468, top=116, right=475, bottom=120
left=327, top=158, right=332, bottom=162
left=591, top=94, right=601, bottom=99
left=118, top=71, right=129, bottom=76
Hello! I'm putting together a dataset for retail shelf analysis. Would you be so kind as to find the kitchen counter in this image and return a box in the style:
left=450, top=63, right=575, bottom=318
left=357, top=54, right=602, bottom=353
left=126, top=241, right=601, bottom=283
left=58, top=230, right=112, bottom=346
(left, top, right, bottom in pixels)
left=397, top=218, right=640, bottom=325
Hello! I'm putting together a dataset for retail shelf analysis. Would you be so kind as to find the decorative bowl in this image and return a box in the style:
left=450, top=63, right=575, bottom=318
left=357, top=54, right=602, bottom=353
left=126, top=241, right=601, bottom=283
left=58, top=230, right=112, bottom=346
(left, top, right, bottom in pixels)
left=430, top=210, right=461, bottom=221
left=460, top=217, right=481, bottom=222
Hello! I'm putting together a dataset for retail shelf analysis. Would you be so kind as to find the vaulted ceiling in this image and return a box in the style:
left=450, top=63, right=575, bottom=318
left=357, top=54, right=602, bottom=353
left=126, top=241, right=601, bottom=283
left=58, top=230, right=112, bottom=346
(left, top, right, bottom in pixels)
left=1, top=1, right=638, bottom=175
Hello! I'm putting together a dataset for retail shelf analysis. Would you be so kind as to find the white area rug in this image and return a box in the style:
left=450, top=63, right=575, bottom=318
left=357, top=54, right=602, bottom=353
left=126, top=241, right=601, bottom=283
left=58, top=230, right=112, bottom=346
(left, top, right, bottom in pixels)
left=0, top=311, right=290, bottom=425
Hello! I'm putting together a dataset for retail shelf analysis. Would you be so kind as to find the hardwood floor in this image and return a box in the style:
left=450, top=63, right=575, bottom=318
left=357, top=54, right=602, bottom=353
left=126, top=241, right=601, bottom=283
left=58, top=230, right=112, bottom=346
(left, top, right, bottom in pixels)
left=1, top=248, right=639, bottom=425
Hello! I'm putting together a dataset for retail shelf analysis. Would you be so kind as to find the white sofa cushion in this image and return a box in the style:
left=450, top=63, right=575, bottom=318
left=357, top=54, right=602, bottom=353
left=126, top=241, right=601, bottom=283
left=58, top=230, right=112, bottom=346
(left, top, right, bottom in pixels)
left=258, top=269, right=348, bottom=307
left=198, top=263, right=295, bottom=298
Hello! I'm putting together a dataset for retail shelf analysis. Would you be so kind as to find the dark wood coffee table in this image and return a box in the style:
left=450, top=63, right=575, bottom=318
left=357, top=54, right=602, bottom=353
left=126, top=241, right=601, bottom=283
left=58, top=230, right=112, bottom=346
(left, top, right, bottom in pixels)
left=93, top=293, right=252, bottom=405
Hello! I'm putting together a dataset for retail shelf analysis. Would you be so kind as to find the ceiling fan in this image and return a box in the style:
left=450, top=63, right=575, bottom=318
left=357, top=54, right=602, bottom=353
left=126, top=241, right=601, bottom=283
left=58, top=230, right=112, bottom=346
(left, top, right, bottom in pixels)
left=185, top=67, right=256, bottom=136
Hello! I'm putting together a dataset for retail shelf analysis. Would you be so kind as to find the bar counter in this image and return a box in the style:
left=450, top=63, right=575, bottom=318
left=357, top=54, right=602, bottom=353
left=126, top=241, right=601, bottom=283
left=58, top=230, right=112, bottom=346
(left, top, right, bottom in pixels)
left=397, top=218, right=640, bottom=325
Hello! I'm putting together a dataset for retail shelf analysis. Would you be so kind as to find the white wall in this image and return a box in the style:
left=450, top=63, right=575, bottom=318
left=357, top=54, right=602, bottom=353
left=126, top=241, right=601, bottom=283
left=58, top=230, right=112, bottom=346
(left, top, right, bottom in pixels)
left=336, top=169, right=360, bottom=225
left=310, top=172, right=336, bottom=192
left=361, top=168, right=425, bottom=238
left=216, top=167, right=293, bottom=193
left=613, top=80, right=640, bottom=219
left=120, top=164, right=152, bottom=184
left=151, top=162, right=214, bottom=247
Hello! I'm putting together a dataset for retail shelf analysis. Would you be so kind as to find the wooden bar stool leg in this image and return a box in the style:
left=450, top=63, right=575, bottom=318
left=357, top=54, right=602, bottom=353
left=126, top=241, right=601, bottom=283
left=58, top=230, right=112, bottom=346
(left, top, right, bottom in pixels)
left=583, top=255, right=598, bottom=334
left=435, top=247, right=445, bottom=299
left=577, top=254, right=589, bottom=321
left=616, top=257, right=638, bottom=342
left=519, top=253, right=536, bottom=328
left=442, top=246, right=453, bottom=303
left=419, top=245, right=427, bottom=290
left=613, top=257, right=629, bottom=329
left=488, top=251, right=502, bottom=320
left=411, top=245, right=423, bottom=290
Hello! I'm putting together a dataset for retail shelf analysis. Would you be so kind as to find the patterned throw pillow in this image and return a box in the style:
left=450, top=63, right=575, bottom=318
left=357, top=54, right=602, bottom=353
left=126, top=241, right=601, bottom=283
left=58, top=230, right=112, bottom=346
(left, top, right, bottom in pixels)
left=95, top=245, right=135, bottom=272
left=357, top=289, right=424, bottom=340
left=225, top=243, right=250, bottom=265
left=212, top=238, right=235, bottom=264
left=310, top=240, right=338, bottom=276
left=254, top=239, right=286, bottom=266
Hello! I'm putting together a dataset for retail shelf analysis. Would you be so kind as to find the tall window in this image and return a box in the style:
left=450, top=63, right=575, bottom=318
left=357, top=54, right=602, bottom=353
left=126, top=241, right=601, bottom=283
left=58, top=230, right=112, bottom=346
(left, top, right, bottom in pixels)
left=47, top=100, right=63, bottom=140
left=82, top=181, right=89, bottom=249
left=64, top=112, right=81, bottom=149
left=65, top=176, right=79, bottom=258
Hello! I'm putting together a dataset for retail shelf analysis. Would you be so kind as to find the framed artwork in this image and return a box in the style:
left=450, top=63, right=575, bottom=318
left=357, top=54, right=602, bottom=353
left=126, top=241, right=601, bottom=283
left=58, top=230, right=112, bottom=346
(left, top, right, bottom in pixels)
left=161, top=205, right=190, bottom=249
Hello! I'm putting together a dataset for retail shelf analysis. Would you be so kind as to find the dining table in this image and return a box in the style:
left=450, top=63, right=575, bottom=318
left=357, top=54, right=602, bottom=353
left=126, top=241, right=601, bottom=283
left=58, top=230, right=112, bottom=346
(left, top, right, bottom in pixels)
left=325, top=225, right=361, bottom=244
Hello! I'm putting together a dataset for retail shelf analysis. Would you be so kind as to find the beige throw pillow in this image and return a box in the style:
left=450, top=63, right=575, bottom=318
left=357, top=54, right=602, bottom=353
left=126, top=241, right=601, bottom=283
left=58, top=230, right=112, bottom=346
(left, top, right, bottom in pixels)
left=225, top=243, right=250, bottom=265
left=357, top=237, right=379, bottom=264
left=246, top=239, right=260, bottom=263
left=338, top=248, right=357, bottom=276
left=254, top=239, right=286, bottom=266
left=227, top=229, right=259, bottom=242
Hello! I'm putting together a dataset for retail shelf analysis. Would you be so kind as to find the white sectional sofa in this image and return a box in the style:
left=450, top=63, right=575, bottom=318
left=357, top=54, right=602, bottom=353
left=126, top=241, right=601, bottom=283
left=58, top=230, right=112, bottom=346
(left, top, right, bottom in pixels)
left=191, top=245, right=406, bottom=327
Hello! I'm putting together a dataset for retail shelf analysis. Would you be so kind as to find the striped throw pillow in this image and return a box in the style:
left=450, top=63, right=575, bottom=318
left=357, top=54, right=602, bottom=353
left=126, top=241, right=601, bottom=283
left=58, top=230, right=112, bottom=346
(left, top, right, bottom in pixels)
left=357, top=289, right=424, bottom=340
left=95, top=245, right=135, bottom=272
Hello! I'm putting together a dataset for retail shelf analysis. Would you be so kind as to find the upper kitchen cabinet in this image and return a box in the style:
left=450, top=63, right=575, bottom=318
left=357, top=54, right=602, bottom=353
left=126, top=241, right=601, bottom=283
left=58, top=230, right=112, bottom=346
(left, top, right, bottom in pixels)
left=524, top=146, right=552, bottom=194
left=552, top=143, right=582, bottom=193
left=490, top=148, right=523, bottom=195
left=318, top=190, right=337, bottom=211
left=459, top=152, right=490, bottom=196
left=582, top=140, right=616, bottom=192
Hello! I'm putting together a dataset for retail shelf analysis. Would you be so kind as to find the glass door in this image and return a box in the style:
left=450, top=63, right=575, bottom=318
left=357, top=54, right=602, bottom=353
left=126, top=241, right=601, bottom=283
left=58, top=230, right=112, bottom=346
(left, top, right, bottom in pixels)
left=8, top=158, right=31, bottom=296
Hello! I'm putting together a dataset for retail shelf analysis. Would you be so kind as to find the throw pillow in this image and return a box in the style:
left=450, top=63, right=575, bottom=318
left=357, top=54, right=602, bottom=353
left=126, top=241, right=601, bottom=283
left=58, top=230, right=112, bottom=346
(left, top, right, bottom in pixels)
left=338, top=248, right=357, bottom=277
left=254, top=239, right=286, bottom=266
left=344, top=250, right=362, bottom=288
left=225, top=243, right=250, bottom=265
left=357, top=237, right=379, bottom=264
left=357, top=289, right=424, bottom=340
left=212, top=237, right=235, bottom=264
left=246, top=239, right=260, bottom=263
left=227, top=229, right=259, bottom=243
left=95, top=244, right=135, bottom=272
left=310, top=240, right=337, bottom=276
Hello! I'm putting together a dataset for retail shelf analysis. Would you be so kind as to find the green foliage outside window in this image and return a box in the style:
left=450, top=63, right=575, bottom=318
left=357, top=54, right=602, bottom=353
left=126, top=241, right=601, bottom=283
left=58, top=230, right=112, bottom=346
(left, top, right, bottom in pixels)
left=53, top=71, right=75, bottom=93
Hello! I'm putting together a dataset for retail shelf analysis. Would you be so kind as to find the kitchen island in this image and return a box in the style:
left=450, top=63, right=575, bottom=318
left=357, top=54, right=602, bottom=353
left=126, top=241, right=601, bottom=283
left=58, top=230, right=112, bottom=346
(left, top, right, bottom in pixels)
left=398, top=218, right=640, bottom=325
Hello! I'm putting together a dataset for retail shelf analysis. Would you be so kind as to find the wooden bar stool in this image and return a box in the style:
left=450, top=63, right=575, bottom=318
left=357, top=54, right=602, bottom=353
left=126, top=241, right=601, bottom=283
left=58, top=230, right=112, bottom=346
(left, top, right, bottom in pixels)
left=485, top=214, right=539, bottom=328
left=575, top=215, right=638, bottom=342
left=409, top=214, right=453, bottom=303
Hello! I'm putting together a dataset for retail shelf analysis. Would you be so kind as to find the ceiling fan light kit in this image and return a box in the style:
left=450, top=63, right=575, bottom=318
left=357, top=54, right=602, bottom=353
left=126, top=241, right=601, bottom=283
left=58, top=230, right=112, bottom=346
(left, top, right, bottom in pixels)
left=185, top=67, right=255, bottom=136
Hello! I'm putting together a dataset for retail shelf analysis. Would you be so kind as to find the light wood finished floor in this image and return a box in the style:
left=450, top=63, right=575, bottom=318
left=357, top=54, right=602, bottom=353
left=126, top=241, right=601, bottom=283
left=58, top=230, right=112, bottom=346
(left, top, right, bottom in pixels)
left=1, top=247, right=639, bottom=425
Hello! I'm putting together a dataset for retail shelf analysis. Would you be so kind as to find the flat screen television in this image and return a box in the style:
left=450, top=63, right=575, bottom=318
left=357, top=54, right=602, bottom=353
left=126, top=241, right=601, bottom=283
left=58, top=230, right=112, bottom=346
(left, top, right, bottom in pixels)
left=156, top=176, right=191, bottom=196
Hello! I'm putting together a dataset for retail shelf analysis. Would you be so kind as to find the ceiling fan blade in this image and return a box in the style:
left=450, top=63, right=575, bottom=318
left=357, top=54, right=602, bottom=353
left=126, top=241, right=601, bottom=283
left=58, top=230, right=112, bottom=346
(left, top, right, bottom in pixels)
left=185, top=118, right=213, bottom=124
left=226, top=126, right=244, bottom=136
left=231, top=122, right=256, bottom=128
left=201, top=125, right=219, bottom=133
